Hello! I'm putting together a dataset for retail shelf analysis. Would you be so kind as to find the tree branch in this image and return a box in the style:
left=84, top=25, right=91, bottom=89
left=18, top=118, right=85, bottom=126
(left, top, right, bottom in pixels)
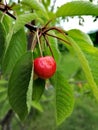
left=0, top=5, right=37, bottom=31
left=0, top=109, right=14, bottom=130
left=43, top=35, right=54, bottom=58
left=46, top=32, right=71, bottom=45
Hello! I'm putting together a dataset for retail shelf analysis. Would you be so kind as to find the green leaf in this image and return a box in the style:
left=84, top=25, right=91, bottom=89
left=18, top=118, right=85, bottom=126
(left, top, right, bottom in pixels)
left=21, top=0, right=49, bottom=19
left=27, top=70, right=33, bottom=112
left=21, top=0, right=45, bottom=11
left=0, top=80, right=8, bottom=85
left=0, top=86, right=7, bottom=93
left=32, top=78, right=45, bottom=101
left=51, top=71, right=74, bottom=125
left=5, top=28, right=14, bottom=52
left=0, top=100, right=10, bottom=119
left=0, top=12, right=11, bottom=34
left=14, top=13, right=37, bottom=33
left=0, top=22, right=6, bottom=64
left=42, top=0, right=51, bottom=9
left=32, top=101, right=43, bottom=112
left=56, top=1, right=98, bottom=17
left=0, top=80, right=7, bottom=93
left=68, top=29, right=93, bottom=46
left=56, top=33, right=73, bottom=53
left=8, top=51, right=33, bottom=120
left=0, top=91, right=7, bottom=102
left=68, top=29, right=98, bottom=100
left=35, top=10, right=49, bottom=21
left=2, top=29, right=27, bottom=74
left=57, top=53, right=80, bottom=79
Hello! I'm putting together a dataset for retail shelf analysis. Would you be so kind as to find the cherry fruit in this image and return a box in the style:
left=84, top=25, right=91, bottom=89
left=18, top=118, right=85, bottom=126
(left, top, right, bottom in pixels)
left=34, top=56, right=56, bottom=79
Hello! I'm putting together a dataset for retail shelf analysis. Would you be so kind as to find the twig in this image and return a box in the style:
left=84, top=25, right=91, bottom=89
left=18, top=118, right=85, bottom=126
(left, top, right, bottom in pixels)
left=0, top=2, right=71, bottom=49
left=43, top=35, right=54, bottom=58
left=0, top=5, right=37, bottom=31
left=0, top=109, right=14, bottom=130
left=42, top=19, right=52, bottom=29
left=46, top=32, right=71, bottom=45
left=43, top=26, right=68, bottom=35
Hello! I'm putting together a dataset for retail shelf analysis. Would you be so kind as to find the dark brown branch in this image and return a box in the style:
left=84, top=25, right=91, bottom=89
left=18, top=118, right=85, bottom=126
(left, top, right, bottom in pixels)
left=0, top=109, right=14, bottom=130
left=6, top=11, right=16, bottom=19
left=0, top=6, right=37, bottom=31
left=46, top=32, right=71, bottom=45
left=42, top=26, right=68, bottom=35
left=0, top=2, right=71, bottom=49
left=43, top=35, right=54, bottom=58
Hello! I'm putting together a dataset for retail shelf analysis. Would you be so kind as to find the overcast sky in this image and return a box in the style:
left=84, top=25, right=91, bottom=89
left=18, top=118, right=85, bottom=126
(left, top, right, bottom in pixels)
left=53, top=0, right=98, bottom=33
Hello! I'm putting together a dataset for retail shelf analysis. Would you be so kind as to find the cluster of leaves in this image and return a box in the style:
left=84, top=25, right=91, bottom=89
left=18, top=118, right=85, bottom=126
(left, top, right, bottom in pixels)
left=0, top=0, right=98, bottom=126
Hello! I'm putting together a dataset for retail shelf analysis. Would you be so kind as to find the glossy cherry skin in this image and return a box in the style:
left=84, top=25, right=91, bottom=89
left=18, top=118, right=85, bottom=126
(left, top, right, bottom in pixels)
left=34, top=56, right=56, bottom=79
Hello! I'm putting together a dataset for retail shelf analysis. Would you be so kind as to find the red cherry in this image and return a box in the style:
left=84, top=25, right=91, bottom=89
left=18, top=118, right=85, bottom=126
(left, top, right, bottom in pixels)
left=34, top=56, right=56, bottom=79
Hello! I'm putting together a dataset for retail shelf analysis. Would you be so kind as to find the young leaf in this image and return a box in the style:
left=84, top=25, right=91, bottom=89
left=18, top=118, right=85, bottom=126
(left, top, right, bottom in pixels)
left=21, top=0, right=45, bottom=11
left=51, top=71, right=74, bottom=125
left=32, top=78, right=45, bottom=102
left=0, top=12, right=11, bottom=34
left=2, top=29, right=27, bottom=74
left=35, top=10, right=49, bottom=21
left=0, top=22, right=6, bottom=64
left=8, top=51, right=33, bottom=121
left=32, top=101, right=43, bottom=112
left=68, top=29, right=98, bottom=100
left=21, top=0, right=49, bottom=19
left=14, top=13, right=37, bottom=33
left=56, top=1, right=98, bottom=17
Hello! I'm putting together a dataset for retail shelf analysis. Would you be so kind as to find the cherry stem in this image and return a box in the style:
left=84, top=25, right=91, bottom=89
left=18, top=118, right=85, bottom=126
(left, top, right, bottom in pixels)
left=36, top=29, right=43, bottom=57
left=46, top=32, right=71, bottom=45
left=43, top=35, right=54, bottom=58
left=31, top=32, right=37, bottom=51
